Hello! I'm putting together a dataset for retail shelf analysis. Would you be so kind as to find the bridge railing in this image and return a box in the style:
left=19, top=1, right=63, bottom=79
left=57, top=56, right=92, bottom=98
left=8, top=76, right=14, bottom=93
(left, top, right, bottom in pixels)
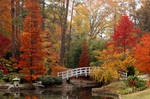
left=58, top=67, right=127, bottom=80
left=58, top=67, right=92, bottom=80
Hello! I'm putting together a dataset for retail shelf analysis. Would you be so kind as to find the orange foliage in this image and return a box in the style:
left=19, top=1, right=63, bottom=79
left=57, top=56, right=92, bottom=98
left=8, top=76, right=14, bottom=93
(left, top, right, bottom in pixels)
left=18, top=0, right=46, bottom=81
left=134, top=34, right=150, bottom=74
left=25, top=96, right=39, bottom=99
left=51, top=66, right=70, bottom=76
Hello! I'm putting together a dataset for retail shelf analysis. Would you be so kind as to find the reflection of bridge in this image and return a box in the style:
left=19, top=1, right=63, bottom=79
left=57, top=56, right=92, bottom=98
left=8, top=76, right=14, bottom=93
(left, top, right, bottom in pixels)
left=57, top=67, right=127, bottom=80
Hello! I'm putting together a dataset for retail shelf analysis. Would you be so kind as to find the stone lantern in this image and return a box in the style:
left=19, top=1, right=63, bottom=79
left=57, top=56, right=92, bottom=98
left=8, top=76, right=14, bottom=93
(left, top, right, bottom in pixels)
left=12, top=77, right=20, bottom=89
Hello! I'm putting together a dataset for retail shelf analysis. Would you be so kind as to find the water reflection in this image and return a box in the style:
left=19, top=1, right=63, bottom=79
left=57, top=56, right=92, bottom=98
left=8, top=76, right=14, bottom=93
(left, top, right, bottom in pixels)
left=25, top=96, right=39, bottom=99
left=0, top=88, right=115, bottom=99
left=14, top=92, right=20, bottom=99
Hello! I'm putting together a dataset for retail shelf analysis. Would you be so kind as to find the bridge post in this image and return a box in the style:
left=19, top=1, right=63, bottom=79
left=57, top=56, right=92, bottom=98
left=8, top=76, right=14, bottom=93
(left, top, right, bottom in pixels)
left=62, top=72, right=64, bottom=79
left=80, top=68, right=82, bottom=75
left=76, top=70, right=78, bottom=78
left=71, top=70, right=73, bottom=77
left=85, top=68, right=87, bottom=77
left=62, top=79, right=67, bottom=85
left=67, top=71, right=69, bottom=80
left=89, top=67, right=91, bottom=74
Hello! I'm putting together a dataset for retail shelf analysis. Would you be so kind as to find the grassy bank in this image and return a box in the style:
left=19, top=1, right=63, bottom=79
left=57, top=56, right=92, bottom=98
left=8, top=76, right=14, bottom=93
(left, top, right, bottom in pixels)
left=121, top=88, right=150, bottom=99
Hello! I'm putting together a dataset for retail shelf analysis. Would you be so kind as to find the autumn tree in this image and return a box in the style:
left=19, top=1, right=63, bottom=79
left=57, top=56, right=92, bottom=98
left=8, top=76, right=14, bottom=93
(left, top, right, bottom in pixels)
left=0, top=0, right=25, bottom=57
left=45, top=0, right=65, bottom=66
left=73, top=0, right=112, bottom=39
left=135, top=1, right=150, bottom=34
left=0, top=0, right=11, bottom=37
left=78, top=40, right=89, bottom=67
left=60, top=0, right=70, bottom=66
left=18, top=0, right=46, bottom=82
left=11, top=0, right=16, bottom=57
left=91, top=49, right=135, bottom=83
left=134, top=34, right=150, bottom=74
left=111, top=14, right=140, bottom=53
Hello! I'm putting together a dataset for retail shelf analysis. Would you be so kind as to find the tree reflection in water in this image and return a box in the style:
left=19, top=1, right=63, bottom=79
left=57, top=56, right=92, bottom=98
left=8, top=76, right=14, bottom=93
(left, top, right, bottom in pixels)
left=25, top=96, right=39, bottom=99
left=0, top=88, right=115, bottom=99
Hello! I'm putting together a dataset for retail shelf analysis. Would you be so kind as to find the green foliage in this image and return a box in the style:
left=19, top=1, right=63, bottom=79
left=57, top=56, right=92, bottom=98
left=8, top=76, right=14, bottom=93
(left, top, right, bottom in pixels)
left=0, top=71, right=2, bottom=78
left=88, top=39, right=106, bottom=66
left=2, top=73, right=17, bottom=83
left=65, top=36, right=83, bottom=68
left=127, top=66, right=135, bottom=76
left=38, top=75, right=62, bottom=86
left=65, top=37, right=107, bottom=68
left=124, top=76, right=147, bottom=89
left=2, top=73, right=27, bottom=84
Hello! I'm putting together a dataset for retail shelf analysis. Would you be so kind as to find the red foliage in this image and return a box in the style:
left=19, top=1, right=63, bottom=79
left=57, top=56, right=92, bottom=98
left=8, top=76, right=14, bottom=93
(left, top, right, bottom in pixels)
left=134, top=34, right=150, bottom=74
left=0, top=34, right=10, bottom=56
left=78, top=40, right=89, bottom=67
left=0, top=64, right=8, bottom=75
left=18, top=0, right=46, bottom=81
left=111, top=14, right=140, bottom=53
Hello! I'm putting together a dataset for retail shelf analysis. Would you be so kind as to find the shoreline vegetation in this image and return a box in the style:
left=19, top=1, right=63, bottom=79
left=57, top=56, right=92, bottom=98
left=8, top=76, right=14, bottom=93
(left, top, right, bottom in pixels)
left=0, top=75, right=149, bottom=99
left=92, top=77, right=149, bottom=99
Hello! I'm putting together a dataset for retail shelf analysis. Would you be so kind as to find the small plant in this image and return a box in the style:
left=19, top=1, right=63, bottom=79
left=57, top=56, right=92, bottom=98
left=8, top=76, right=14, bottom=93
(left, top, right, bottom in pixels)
left=124, top=76, right=147, bottom=91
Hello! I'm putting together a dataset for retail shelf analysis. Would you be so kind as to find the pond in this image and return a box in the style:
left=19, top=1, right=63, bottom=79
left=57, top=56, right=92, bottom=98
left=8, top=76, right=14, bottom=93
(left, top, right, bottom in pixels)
left=0, top=88, right=115, bottom=99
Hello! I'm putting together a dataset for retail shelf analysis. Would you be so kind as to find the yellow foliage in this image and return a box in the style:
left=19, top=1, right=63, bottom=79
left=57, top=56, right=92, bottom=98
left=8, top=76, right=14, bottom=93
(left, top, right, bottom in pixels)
left=91, top=50, right=136, bottom=83
left=0, top=0, right=11, bottom=37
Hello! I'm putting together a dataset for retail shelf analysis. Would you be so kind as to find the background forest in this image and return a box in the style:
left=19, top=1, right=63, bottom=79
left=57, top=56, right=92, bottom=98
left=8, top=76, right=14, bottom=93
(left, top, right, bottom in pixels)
left=1, top=0, right=150, bottom=84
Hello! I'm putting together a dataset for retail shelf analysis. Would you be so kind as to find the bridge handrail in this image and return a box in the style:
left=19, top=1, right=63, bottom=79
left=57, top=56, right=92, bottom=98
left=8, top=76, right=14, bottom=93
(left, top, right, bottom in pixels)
left=57, top=67, right=127, bottom=80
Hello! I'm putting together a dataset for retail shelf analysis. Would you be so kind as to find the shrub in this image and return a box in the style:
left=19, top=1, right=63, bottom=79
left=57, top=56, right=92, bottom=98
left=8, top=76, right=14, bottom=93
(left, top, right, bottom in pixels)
left=38, top=75, right=62, bottom=86
left=124, top=76, right=147, bottom=90
left=2, top=73, right=27, bottom=84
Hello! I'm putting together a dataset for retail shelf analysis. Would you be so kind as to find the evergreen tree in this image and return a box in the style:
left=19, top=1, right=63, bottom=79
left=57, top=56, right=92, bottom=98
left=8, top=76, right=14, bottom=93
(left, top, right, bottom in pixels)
left=78, top=40, right=89, bottom=67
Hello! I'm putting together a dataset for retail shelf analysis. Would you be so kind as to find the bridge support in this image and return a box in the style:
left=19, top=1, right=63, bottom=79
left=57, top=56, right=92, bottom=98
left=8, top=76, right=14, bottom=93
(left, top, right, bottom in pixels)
left=62, top=79, right=67, bottom=85
left=62, top=78, right=70, bottom=85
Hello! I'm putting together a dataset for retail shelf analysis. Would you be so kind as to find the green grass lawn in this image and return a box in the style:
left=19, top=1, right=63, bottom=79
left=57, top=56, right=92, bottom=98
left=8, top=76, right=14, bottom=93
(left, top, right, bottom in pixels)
left=121, top=88, right=150, bottom=99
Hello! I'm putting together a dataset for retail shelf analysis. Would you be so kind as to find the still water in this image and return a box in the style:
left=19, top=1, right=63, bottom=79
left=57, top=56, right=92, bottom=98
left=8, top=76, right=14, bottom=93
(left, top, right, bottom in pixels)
left=0, top=88, right=114, bottom=99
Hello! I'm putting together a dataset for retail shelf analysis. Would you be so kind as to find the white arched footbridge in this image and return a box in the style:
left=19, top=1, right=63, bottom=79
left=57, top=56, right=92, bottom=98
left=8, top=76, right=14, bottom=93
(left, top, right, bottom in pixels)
left=57, top=67, right=127, bottom=80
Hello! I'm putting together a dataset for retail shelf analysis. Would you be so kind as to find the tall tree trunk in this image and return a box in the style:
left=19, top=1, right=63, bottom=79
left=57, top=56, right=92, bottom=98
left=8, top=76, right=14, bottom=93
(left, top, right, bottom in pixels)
left=60, top=0, right=69, bottom=66
left=66, top=0, right=74, bottom=65
left=11, top=0, right=16, bottom=57
left=16, top=0, right=22, bottom=56
left=21, top=0, right=24, bottom=30
left=68, top=0, right=74, bottom=51
left=42, top=0, right=45, bottom=31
